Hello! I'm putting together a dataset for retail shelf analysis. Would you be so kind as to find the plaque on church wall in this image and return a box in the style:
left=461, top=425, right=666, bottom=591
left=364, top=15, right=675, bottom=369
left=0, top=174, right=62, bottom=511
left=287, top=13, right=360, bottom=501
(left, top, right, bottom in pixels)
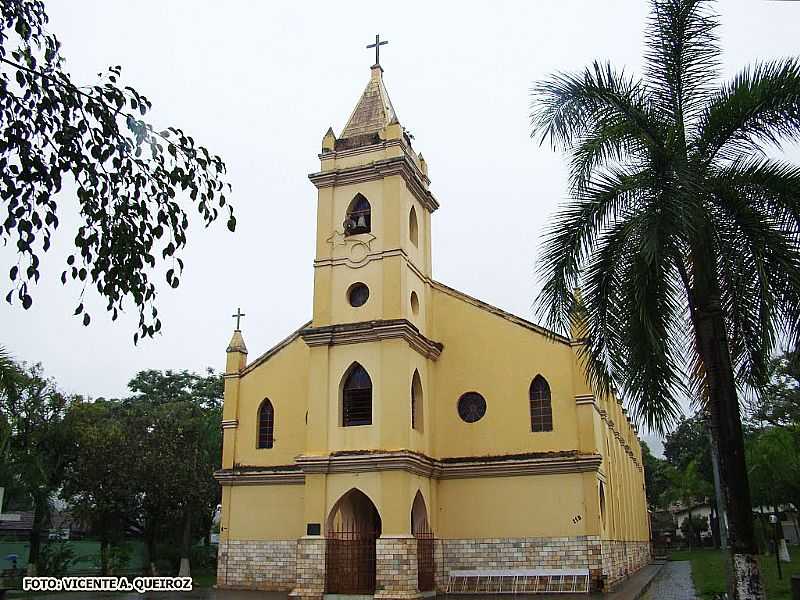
left=306, top=523, right=321, bottom=536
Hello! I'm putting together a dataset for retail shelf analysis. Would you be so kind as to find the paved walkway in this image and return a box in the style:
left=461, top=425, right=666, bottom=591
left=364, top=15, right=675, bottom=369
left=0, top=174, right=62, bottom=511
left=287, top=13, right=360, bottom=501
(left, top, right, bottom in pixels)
left=640, top=561, right=698, bottom=600
left=16, top=562, right=698, bottom=600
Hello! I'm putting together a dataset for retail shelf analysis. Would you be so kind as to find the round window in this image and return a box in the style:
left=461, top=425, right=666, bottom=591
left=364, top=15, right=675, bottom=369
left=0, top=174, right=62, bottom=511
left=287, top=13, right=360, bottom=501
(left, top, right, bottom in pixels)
left=348, top=282, right=370, bottom=307
left=457, top=392, right=486, bottom=423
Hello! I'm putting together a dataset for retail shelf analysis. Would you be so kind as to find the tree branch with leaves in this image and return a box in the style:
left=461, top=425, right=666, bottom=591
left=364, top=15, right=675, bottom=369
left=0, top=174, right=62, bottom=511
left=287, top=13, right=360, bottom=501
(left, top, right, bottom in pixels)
left=0, top=0, right=236, bottom=342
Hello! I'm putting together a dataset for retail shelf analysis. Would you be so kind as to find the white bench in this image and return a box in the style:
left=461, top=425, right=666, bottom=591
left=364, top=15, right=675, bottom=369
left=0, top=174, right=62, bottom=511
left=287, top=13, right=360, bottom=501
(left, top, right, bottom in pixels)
left=447, top=568, right=590, bottom=594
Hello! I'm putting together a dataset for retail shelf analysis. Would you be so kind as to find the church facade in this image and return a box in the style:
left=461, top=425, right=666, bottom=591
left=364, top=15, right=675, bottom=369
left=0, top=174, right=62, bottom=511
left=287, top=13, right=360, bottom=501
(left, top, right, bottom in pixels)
left=215, top=62, right=650, bottom=597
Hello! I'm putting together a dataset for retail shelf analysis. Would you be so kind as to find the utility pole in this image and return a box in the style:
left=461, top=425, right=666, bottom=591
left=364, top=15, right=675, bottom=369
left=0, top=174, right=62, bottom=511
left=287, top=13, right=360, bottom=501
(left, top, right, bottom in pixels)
left=708, top=429, right=728, bottom=549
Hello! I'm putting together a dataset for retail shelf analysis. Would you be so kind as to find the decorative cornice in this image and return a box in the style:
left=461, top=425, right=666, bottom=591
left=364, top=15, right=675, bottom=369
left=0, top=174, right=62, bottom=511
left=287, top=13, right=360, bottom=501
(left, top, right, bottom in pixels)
left=580, top=398, right=644, bottom=471
left=295, top=450, right=602, bottom=480
left=214, top=465, right=305, bottom=486
left=309, top=155, right=439, bottom=213
left=314, top=248, right=429, bottom=281
left=300, top=319, right=443, bottom=360
left=221, top=419, right=238, bottom=430
left=215, top=451, right=603, bottom=486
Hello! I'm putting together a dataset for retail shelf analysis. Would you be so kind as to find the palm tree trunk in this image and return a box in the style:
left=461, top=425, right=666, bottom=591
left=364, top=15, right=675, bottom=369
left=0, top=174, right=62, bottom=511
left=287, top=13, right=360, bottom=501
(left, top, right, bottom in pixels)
left=690, top=254, right=765, bottom=600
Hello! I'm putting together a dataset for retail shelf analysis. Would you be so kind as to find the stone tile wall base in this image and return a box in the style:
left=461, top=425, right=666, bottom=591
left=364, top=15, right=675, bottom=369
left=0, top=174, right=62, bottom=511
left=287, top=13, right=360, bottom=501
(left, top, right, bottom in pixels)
left=289, top=537, right=326, bottom=599
left=436, top=536, right=650, bottom=593
left=216, top=539, right=297, bottom=591
left=375, top=536, right=420, bottom=599
left=218, top=535, right=650, bottom=595
left=601, top=539, right=651, bottom=589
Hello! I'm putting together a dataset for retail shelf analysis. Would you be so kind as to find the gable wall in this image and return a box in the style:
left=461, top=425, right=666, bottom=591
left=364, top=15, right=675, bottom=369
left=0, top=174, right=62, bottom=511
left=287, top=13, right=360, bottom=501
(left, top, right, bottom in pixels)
left=234, top=337, right=310, bottom=467
left=430, top=286, right=581, bottom=458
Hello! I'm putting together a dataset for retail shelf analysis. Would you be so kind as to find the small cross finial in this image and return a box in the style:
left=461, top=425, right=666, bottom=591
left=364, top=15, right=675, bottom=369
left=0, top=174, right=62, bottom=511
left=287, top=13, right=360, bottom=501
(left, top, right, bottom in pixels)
left=232, top=307, right=246, bottom=330
left=366, top=34, right=388, bottom=67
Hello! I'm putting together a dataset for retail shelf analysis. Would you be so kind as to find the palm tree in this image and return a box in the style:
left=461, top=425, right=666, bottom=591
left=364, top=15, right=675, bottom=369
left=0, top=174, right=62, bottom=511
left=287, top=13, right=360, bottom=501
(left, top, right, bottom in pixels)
left=0, top=345, right=19, bottom=399
left=530, top=1, right=800, bottom=598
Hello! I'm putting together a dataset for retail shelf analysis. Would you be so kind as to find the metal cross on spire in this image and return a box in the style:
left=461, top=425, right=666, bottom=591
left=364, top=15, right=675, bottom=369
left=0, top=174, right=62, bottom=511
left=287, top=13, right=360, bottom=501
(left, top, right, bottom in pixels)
left=232, top=307, right=246, bottom=330
left=367, top=34, right=388, bottom=67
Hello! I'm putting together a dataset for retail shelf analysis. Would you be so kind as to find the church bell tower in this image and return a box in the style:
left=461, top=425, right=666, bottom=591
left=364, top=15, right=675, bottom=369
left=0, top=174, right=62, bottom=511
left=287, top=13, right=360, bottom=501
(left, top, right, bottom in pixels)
left=300, top=57, right=442, bottom=460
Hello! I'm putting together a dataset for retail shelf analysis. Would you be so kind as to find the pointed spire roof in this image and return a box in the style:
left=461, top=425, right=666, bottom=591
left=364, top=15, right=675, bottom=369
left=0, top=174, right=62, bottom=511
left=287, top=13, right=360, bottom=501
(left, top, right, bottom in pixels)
left=226, top=329, right=248, bottom=354
left=340, top=66, right=399, bottom=139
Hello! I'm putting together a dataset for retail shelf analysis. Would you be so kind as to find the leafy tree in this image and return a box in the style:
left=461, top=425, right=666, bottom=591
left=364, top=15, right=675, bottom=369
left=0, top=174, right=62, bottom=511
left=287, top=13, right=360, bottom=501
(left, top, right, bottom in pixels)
left=680, top=514, right=709, bottom=547
left=663, top=413, right=713, bottom=483
left=530, top=0, right=800, bottom=596
left=123, top=369, right=222, bottom=576
left=641, top=441, right=670, bottom=508
left=61, top=399, right=141, bottom=575
left=0, top=362, right=73, bottom=573
left=746, top=350, right=800, bottom=428
left=0, top=0, right=235, bottom=341
left=746, top=426, right=800, bottom=517
left=662, top=461, right=712, bottom=551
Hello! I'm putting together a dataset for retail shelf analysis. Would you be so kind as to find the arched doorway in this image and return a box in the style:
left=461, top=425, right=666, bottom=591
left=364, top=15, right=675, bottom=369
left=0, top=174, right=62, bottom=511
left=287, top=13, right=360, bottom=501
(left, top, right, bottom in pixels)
left=411, top=491, right=435, bottom=592
left=325, top=489, right=382, bottom=594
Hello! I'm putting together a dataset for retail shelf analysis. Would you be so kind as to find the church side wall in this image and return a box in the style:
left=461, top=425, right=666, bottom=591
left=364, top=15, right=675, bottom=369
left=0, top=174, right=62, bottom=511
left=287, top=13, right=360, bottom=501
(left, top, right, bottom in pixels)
left=234, top=337, right=309, bottom=467
left=430, top=287, right=580, bottom=458
left=436, top=473, right=589, bottom=539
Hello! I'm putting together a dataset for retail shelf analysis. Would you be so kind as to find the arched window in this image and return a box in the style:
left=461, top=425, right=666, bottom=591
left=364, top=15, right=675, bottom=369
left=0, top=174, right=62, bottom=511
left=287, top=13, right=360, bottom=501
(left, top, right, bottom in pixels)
left=343, top=363, right=372, bottom=426
left=529, top=375, right=553, bottom=432
left=411, top=370, right=423, bottom=431
left=257, top=399, right=274, bottom=448
left=409, top=206, right=419, bottom=246
left=344, top=194, right=371, bottom=235
left=599, top=482, right=607, bottom=527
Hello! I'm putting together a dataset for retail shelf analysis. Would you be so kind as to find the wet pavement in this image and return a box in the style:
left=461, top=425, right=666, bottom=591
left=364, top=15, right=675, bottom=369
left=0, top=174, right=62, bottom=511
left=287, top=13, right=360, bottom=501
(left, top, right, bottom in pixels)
left=14, top=562, right=685, bottom=599
left=14, top=588, right=287, bottom=600
left=639, top=561, right=698, bottom=600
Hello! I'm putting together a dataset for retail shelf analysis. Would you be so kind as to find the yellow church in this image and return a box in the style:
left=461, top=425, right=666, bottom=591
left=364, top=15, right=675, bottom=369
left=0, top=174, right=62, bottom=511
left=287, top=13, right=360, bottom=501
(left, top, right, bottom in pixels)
left=215, top=52, right=650, bottom=597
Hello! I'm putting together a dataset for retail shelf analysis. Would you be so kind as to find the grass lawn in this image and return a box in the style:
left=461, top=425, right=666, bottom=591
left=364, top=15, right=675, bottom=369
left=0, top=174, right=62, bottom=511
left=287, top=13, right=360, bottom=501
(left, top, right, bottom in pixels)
left=670, top=547, right=800, bottom=599
left=192, top=570, right=217, bottom=588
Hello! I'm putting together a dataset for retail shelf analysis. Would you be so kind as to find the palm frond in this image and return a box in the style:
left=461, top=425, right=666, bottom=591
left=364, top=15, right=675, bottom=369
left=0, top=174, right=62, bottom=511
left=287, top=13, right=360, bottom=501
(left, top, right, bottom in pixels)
left=708, top=162, right=800, bottom=385
left=531, top=61, right=664, bottom=154
left=0, top=346, right=20, bottom=401
left=535, top=167, right=654, bottom=337
left=585, top=202, right=685, bottom=432
left=696, top=58, right=800, bottom=163
left=644, top=0, right=720, bottom=130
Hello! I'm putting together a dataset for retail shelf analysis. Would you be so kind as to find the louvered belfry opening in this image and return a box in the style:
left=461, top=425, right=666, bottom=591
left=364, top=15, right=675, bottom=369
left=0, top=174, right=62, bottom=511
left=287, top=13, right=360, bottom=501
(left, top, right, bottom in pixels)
left=325, top=489, right=382, bottom=594
left=343, top=363, right=372, bottom=426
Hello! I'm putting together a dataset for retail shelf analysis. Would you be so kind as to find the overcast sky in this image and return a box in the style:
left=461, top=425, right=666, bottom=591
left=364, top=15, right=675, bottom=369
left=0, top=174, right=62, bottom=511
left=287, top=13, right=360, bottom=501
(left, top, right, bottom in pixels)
left=2, top=1, right=799, bottom=454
